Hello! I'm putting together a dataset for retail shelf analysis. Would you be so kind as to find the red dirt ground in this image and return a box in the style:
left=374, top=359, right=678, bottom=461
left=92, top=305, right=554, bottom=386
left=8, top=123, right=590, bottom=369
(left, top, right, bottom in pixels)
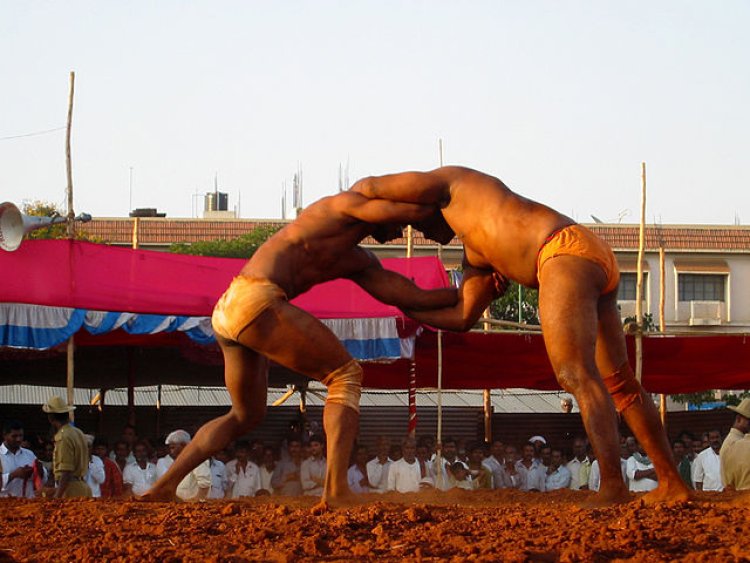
left=1, top=489, right=748, bottom=562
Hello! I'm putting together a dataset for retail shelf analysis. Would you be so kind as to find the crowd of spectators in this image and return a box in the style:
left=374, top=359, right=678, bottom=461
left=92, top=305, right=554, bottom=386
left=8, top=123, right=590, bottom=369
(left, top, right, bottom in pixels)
left=2, top=398, right=749, bottom=500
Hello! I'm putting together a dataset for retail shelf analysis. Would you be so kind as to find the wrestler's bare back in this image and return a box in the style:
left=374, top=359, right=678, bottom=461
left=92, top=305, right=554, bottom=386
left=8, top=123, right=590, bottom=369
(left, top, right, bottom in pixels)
left=354, top=167, right=575, bottom=288
left=239, top=193, right=408, bottom=299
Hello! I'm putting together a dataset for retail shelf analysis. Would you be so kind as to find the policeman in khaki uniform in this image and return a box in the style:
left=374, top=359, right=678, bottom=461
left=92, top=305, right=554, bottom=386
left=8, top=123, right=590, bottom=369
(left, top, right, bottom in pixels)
left=42, top=396, right=92, bottom=498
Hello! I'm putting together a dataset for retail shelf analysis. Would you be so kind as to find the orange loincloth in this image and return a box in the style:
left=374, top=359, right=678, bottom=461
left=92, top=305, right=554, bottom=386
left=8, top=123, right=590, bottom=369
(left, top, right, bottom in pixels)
left=537, top=224, right=620, bottom=294
left=211, top=276, right=287, bottom=341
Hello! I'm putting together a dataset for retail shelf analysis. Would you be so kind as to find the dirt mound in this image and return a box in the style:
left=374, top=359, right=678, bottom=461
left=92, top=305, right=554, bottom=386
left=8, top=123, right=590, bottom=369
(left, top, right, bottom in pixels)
left=1, top=489, right=748, bottom=562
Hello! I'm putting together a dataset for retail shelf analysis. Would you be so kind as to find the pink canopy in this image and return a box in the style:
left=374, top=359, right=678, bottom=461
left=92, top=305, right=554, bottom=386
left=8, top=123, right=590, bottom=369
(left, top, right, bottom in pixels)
left=0, top=240, right=449, bottom=318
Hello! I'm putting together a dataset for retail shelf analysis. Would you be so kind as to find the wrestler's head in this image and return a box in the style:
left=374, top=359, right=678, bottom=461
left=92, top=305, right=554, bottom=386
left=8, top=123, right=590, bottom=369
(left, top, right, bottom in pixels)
left=415, top=210, right=454, bottom=245
left=372, top=223, right=404, bottom=244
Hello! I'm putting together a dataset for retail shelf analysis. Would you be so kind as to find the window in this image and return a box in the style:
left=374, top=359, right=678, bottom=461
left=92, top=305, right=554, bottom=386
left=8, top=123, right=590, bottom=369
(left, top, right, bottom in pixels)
left=678, top=274, right=725, bottom=302
left=618, top=272, right=647, bottom=301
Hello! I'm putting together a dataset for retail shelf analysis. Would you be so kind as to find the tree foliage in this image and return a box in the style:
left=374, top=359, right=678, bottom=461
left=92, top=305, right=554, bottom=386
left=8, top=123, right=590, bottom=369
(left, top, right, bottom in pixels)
left=21, top=200, right=100, bottom=242
left=671, top=390, right=750, bottom=408
left=169, top=226, right=281, bottom=258
left=490, top=281, right=540, bottom=325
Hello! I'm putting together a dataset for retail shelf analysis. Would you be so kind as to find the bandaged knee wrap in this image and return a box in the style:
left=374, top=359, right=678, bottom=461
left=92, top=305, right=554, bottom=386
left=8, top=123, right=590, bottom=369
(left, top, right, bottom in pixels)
left=321, top=360, right=363, bottom=413
left=602, top=362, right=643, bottom=413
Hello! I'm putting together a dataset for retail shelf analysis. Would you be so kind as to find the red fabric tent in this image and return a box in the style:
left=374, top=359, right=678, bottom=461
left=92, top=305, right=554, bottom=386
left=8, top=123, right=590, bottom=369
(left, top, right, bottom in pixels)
left=363, top=331, right=750, bottom=392
left=0, top=240, right=448, bottom=318
left=3, top=240, right=750, bottom=392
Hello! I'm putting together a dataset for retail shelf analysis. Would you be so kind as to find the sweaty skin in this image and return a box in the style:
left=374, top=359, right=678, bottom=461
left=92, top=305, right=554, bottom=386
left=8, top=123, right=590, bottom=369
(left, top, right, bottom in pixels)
left=352, top=166, right=690, bottom=505
left=141, top=191, right=457, bottom=507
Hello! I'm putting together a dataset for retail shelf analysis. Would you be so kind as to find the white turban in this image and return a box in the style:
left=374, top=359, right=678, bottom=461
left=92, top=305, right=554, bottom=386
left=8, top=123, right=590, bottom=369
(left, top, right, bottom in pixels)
left=165, top=429, right=191, bottom=445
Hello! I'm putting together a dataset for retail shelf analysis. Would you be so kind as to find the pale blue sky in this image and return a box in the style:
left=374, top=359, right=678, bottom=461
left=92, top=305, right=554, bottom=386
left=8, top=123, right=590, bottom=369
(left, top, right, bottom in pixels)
left=1, top=1, right=748, bottom=224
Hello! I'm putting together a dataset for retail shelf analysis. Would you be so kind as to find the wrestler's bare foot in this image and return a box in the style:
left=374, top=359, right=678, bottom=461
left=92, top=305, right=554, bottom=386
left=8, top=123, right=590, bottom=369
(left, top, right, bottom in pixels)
left=642, top=480, right=691, bottom=505
left=312, top=492, right=362, bottom=513
left=578, top=486, right=631, bottom=508
left=136, top=487, right=179, bottom=503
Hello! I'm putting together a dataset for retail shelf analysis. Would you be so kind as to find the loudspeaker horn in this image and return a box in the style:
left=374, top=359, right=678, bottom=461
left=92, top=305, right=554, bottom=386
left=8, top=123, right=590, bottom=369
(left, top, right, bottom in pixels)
left=0, top=201, right=86, bottom=252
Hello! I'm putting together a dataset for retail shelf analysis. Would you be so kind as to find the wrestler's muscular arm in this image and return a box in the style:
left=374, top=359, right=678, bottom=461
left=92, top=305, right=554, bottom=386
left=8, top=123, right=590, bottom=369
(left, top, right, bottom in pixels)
left=350, top=166, right=470, bottom=204
left=402, top=265, right=503, bottom=332
left=334, top=190, right=437, bottom=224
left=348, top=251, right=458, bottom=311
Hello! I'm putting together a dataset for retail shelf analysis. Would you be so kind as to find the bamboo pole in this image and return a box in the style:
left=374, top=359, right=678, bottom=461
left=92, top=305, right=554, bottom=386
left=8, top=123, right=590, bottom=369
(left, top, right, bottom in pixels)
left=659, top=246, right=667, bottom=427
left=635, top=162, right=646, bottom=383
left=65, top=71, right=76, bottom=419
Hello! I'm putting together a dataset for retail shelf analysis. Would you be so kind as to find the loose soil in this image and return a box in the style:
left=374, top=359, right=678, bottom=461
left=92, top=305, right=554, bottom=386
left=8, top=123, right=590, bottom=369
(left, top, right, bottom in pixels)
left=1, top=489, right=748, bottom=562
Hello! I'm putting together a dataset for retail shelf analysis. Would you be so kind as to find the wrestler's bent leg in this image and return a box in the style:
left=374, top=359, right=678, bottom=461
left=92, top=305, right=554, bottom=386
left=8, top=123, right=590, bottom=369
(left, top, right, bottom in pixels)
left=595, top=292, right=690, bottom=502
left=538, top=255, right=629, bottom=505
left=236, top=302, right=360, bottom=505
left=141, top=338, right=269, bottom=501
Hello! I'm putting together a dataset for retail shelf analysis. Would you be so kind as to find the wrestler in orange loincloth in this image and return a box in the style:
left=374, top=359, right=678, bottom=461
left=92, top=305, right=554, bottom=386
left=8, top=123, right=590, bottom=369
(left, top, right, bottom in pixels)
left=352, top=166, right=690, bottom=505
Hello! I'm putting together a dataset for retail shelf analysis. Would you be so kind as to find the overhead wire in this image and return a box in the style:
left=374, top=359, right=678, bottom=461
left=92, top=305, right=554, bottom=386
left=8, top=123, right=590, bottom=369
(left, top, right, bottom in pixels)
left=0, top=126, right=66, bottom=141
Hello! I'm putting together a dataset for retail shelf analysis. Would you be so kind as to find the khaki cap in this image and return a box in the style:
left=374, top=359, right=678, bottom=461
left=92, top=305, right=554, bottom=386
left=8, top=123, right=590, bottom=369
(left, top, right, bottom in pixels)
left=728, top=398, right=750, bottom=419
left=42, top=395, right=76, bottom=414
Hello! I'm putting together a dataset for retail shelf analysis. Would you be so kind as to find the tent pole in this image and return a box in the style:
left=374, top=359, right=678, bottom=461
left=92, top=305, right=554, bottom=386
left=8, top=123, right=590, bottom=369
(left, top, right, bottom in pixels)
left=156, top=384, right=162, bottom=437
left=65, top=71, right=76, bottom=419
left=406, top=224, right=418, bottom=437
left=481, top=309, right=492, bottom=443
left=436, top=328, right=444, bottom=489
left=635, top=162, right=646, bottom=383
left=483, top=389, right=492, bottom=443
left=127, top=349, right=136, bottom=427
left=659, top=246, right=667, bottom=428
left=66, top=337, right=75, bottom=422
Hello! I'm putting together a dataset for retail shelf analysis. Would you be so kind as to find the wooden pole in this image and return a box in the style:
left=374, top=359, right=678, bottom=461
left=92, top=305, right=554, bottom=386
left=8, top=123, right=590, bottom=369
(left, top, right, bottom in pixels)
left=66, top=338, right=75, bottom=421
left=435, top=137, right=445, bottom=481
left=65, top=71, right=76, bottom=237
left=132, top=217, right=140, bottom=249
left=406, top=219, right=417, bottom=436
left=635, top=162, right=646, bottom=383
left=483, top=389, right=492, bottom=443
left=127, top=349, right=136, bottom=427
left=65, top=71, right=76, bottom=419
left=156, top=384, right=162, bottom=437
left=659, top=246, right=667, bottom=427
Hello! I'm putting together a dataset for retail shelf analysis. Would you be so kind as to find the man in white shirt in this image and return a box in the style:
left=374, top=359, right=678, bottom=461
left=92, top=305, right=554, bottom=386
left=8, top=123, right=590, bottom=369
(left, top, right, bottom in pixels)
left=692, top=429, right=724, bottom=492
left=366, top=436, right=392, bottom=494
left=83, top=434, right=106, bottom=498
left=258, top=447, right=276, bottom=495
left=300, top=436, right=326, bottom=497
left=545, top=449, right=572, bottom=491
left=123, top=441, right=158, bottom=496
left=225, top=440, right=262, bottom=498
left=481, top=439, right=505, bottom=489
left=387, top=438, right=422, bottom=493
left=208, top=457, right=228, bottom=499
left=626, top=442, right=658, bottom=493
left=159, top=430, right=211, bottom=501
left=566, top=437, right=592, bottom=490
left=347, top=445, right=370, bottom=494
left=516, top=443, right=546, bottom=492
left=1, top=419, right=45, bottom=498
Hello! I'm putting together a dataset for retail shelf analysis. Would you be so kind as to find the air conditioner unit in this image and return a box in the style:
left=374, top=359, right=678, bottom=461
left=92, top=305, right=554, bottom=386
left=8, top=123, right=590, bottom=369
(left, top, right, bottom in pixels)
left=689, top=301, right=723, bottom=326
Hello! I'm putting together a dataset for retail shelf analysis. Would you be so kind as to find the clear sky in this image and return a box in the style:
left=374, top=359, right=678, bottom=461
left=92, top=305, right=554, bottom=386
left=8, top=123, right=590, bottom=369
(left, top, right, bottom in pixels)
left=2, top=1, right=748, bottom=224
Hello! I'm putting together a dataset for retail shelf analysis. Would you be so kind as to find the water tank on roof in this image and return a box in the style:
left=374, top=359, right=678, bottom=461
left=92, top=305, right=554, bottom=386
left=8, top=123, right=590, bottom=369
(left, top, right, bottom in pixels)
left=205, top=191, right=229, bottom=212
